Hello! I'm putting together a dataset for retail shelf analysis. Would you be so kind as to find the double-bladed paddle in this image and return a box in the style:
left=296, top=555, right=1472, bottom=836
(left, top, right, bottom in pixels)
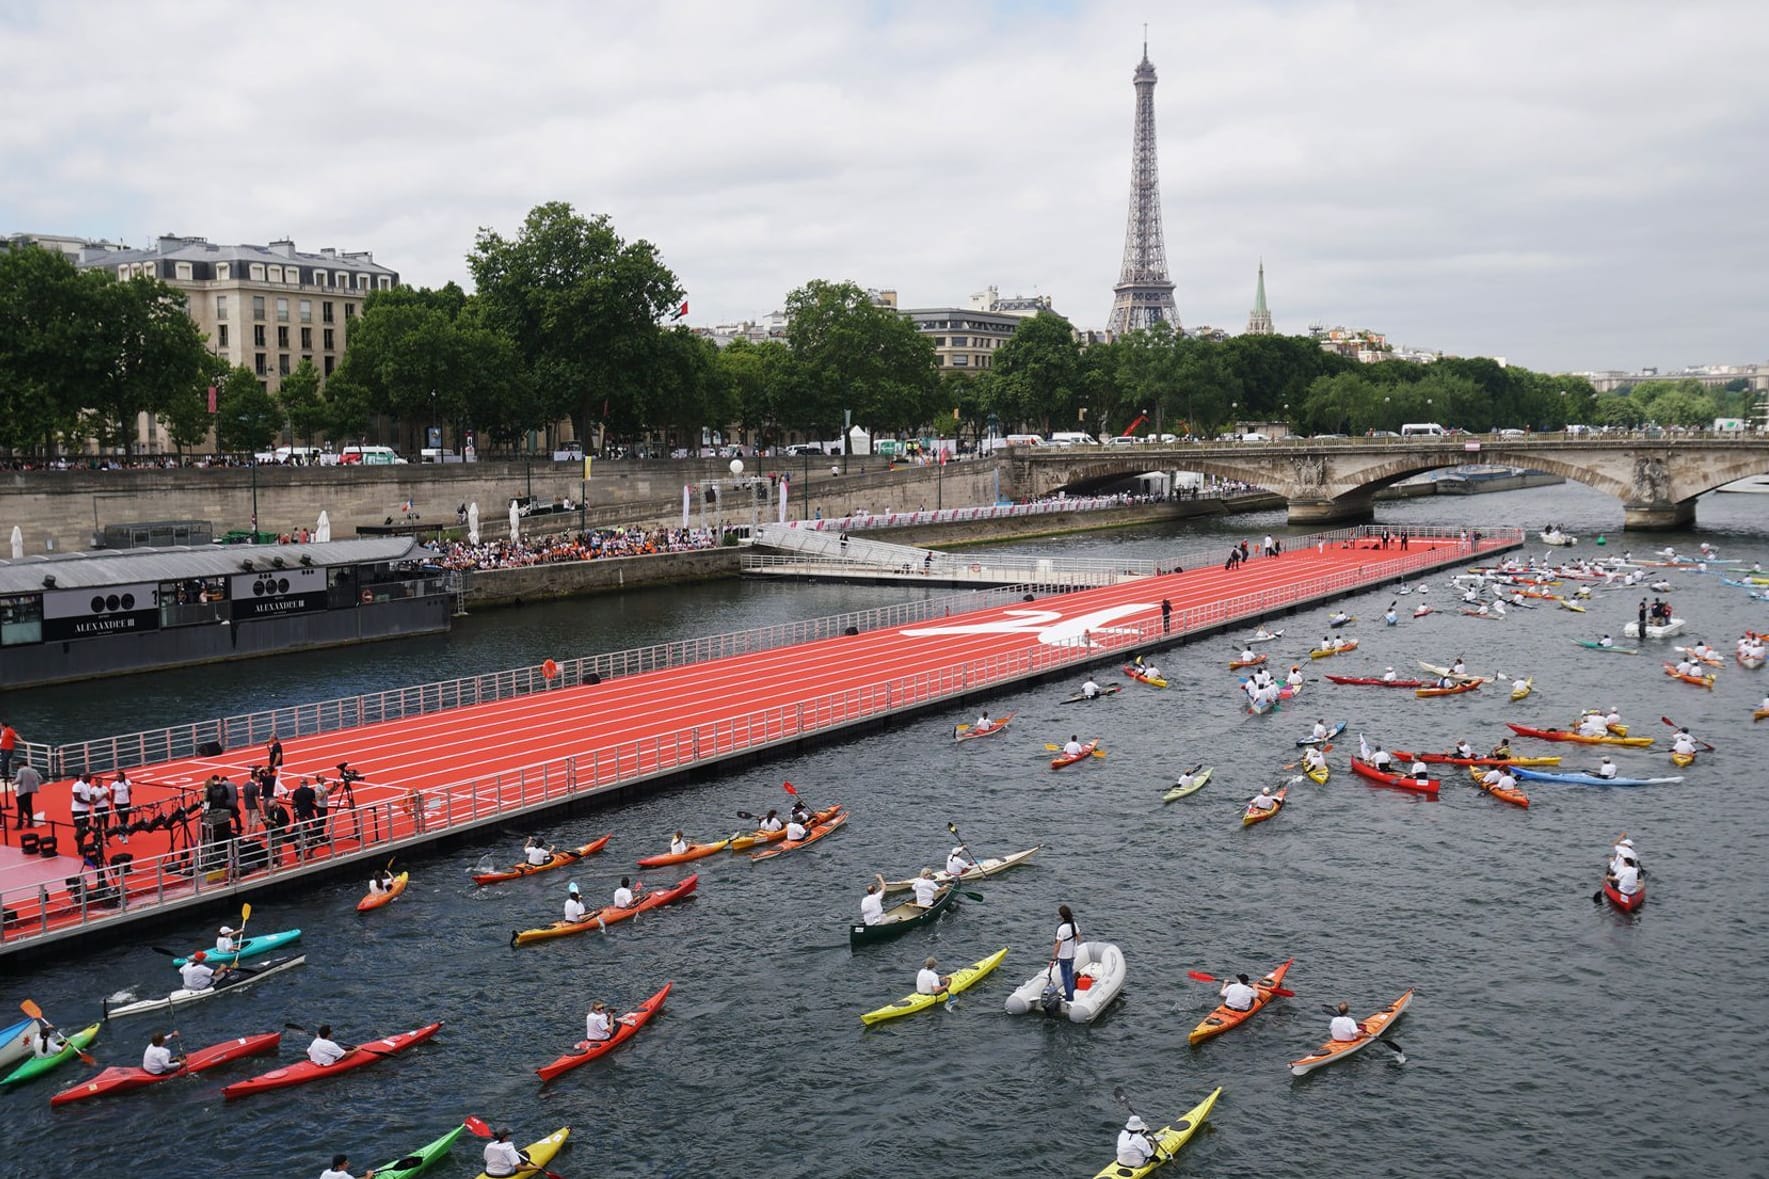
left=1184, top=970, right=1296, bottom=999
left=1659, top=716, right=1715, bottom=751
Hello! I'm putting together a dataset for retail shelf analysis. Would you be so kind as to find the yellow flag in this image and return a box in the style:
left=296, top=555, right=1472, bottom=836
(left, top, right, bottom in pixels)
left=582, top=457, right=593, bottom=481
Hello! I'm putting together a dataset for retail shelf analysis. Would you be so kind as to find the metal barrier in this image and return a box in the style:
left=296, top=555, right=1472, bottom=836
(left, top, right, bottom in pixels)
left=0, top=523, right=1520, bottom=950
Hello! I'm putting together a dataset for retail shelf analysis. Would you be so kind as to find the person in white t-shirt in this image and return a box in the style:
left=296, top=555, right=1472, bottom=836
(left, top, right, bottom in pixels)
left=215, top=926, right=242, bottom=955
left=1593, top=757, right=1618, bottom=780
left=758, top=810, right=784, bottom=833
left=1408, top=758, right=1429, bottom=779
left=668, top=831, right=690, bottom=856
left=179, top=953, right=224, bottom=992
left=1577, top=713, right=1609, bottom=738
left=481, top=1129, right=529, bottom=1179
left=945, top=846, right=972, bottom=878
left=1311, top=719, right=1329, bottom=742
left=1081, top=679, right=1101, bottom=699
left=141, top=1031, right=183, bottom=1075
left=1062, top=737, right=1084, bottom=758
left=1219, top=973, right=1258, bottom=1012
left=1330, top=1002, right=1363, bottom=1042
left=915, top=957, right=950, bottom=996
left=859, top=875, right=888, bottom=925
left=1454, top=740, right=1475, bottom=759
left=522, top=837, right=552, bottom=867
left=1609, top=861, right=1642, bottom=897
left=307, top=1026, right=347, bottom=1067
left=910, top=869, right=941, bottom=908
left=562, top=885, right=586, bottom=924
left=1671, top=730, right=1698, bottom=758
left=1247, top=786, right=1278, bottom=812
left=318, top=1153, right=365, bottom=1179
left=1368, top=746, right=1393, bottom=771
left=611, top=876, right=637, bottom=909
left=1302, top=747, right=1326, bottom=773
left=1115, top=1118, right=1158, bottom=1168
left=584, top=1001, right=614, bottom=1043
left=784, top=818, right=809, bottom=842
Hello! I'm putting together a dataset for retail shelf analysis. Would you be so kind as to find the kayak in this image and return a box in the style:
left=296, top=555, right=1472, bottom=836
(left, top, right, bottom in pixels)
left=1309, top=640, right=1358, bottom=659
left=1460, top=608, right=1501, bottom=619
left=1389, top=750, right=1561, bottom=767
left=729, top=805, right=844, bottom=851
left=1417, top=662, right=1483, bottom=683
left=1738, top=652, right=1767, bottom=670
left=369, top=1124, right=467, bottom=1179
left=1247, top=693, right=1275, bottom=715
left=850, top=883, right=958, bottom=947
left=1087, top=1086, right=1222, bottom=1179
left=1324, top=675, right=1426, bottom=688
left=222, top=1021, right=442, bottom=1100
left=1279, top=680, right=1304, bottom=701
left=636, top=836, right=734, bottom=868
left=1289, top=989, right=1413, bottom=1076
left=1507, top=723, right=1654, bottom=748
left=536, top=983, right=672, bottom=1082
left=1304, top=762, right=1329, bottom=785
left=357, top=872, right=409, bottom=912
left=1050, top=740, right=1102, bottom=770
left=171, top=928, right=302, bottom=967
left=1188, top=958, right=1293, bottom=1045
left=1662, top=665, right=1715, bottom=690
left=1572, top=640, right=1640, bottom=655
left=1413, top=604, right=1434, bottom=617
left=860, top=947, right=1009, bottom=1025
left=49, top=1031, right=282, bottom=1106
left=1062, top=685, right=1123, bottom=704
left=1415, top=681, right=1480, bottom=698
left=1228, top=654, right=1267, bottom=670
left=1512, top=767, right=1683, bottom=787
left=1559, top=600, right=1587, bottom=613
left=512, top=874, right=699, bottom=947
left=104, top=955, right=307, bottom=1021
left=883, top=846, right=1042, bottom=891
left=1757, top=706, right=1769, bottom=722
left=1676, top=646, right=1725, bottom=667
left=1464, top=767, right=1529, bottom=808
left=1124, top=665, right=1169, bottom=688
left=1162, top=768, right=1214, bottom=803
left=1241, top=787, right=1287, bottom=827
left=1350, top=758, right=1439, bottom=795
left=954, top=711, right=1017, bottom=742
left=1248, top=629, right=1284, bottom=642
left=472, top=835, right=611, bottom=885
left=0, top=1018, right=39, bottom=1074
left=1671, top=750, right=1695, bottom=768
left=1328, top=615, right=1356, bottom=628
left=1296, top=721, right=1347, bottom=747
left=751, top=811, right=849, bottom=860
left=1509, top=678, right=1534, bottom=702
left=473, top=1128, right=570, bottom=1179
left=0, top=1023, right=99, bottom=1087
left=1603, top=878, right=1646, bottom=912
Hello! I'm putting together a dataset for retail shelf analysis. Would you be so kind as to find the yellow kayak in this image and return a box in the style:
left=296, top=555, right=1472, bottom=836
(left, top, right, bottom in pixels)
left=1509, top=679, right=1532, bottom=702
left=859, top=948, right=1009, bottom=1025
left=1304, top=763, right=1329, bottom=784
left=1090, top=1087, right=1222, bottom=1178
left=474, top=1127, right=569, bottom=1179
left=1670, top=750, right=1695, bottom=768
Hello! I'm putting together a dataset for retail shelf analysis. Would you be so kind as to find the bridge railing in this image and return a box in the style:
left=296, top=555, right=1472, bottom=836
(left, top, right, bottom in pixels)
left=0, top=525, right=1521, bottom=950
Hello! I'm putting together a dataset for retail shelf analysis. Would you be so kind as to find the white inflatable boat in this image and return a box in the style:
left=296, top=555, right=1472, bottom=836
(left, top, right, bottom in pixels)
left=1624, top=617, right=1687, bottom=639
left=1003, top=941, right=1125, bottom=1023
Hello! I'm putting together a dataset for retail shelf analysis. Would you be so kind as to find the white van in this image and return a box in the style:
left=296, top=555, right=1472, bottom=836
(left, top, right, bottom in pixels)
left=1399, top=422, right=1446, bottom=437
left=1003, top=434, right=1047, bottom=448
left=1048, top=431, right=1098, bottom=447
left=340, top=445, right=407, bottom=465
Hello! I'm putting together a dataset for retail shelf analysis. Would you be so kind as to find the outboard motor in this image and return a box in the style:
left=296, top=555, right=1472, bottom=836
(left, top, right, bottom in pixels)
left=1039, top=982, right=1065, bottom=1017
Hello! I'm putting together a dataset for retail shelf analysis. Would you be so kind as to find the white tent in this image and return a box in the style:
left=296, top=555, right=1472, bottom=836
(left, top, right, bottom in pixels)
left=467, top=501, right=480, bottom=545
left=509, top=499, right=521, bottom=543
left=315, top=511, right=331, bottom=543
left=8, top=525, right=21, bottom=560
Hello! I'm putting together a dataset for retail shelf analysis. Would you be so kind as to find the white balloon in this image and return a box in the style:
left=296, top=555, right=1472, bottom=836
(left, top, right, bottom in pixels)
left=729, top=459, right=744, bottom=476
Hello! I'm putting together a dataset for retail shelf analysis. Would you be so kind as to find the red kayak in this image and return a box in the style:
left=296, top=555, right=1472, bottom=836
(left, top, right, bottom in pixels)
left=1050, top=740, right=1101, bottom=770
left=1387, top=749, right=1559, bottom=767
left=535, top=981, right=672, bottom=1082
left=1324, top=675, right=1426, bottom=688
left=1415, top=681, right=1480, bottom=698
left=1603, top=878, right=1645, bottom=912
left=1349, top=757, right=1439, bottom=795
left=50, top=1032, right=282, bottom=1107
left=221, top=1022, right=442, bottom=1100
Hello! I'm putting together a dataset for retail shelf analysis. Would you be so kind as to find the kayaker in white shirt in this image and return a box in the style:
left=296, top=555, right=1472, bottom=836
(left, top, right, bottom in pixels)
left=307, top=1026, right=347, bottom=1067
left=1496, top=769, right=1518, bottom=792
left=1479, top=767, right=1503, bottom=790
left=910, top=869, right=940, bottom=908
left=481, top=1129, right=529, bottom=1179
left=1081, top=679, right=1101, bottom=699
left=1674, top=659, right=1696, bottom=677
left=1116, top=1117, right=1159, bottom=1167
left=215, top=925, right=241, bottom=954
left=1510, top=676, right=1528, bottom=696
left=563, top=885, right=586, bottom=923
left=142, top=1032, right=182, bottom=1075
left=367, top=870, right=396, bottom=895
left=789, top=801, right=812, bottom=826
left=1330, top=1002, right=1363, bottom=1042
left=1577, top=713, right=1609, bottom=738
left=1381, top=667, right=1397, bottom=682
left=1302, top=747, right=1326, bottom=772
left=319, top=1153, right=364, bottom=1179
left=611, top=877, right=636, bottom=908
left=1609, top=861, right=1642, bottom=897
left=1239, top=647, right=1256, bottom=664
left=1408, top=758, right=1429, bottom=779
left=1140, top=662, right=1161, bottom=681
left=859, top=875, right=888, bottom=925
left=1609, top=837, right=1637, bottom=874
left=1594, top=757, right=1619, bottom=780
left=1062, top=737, right=1084, bottom=758
left=785, top=818, right=809, bottom=842
left=946, top=846, right=972, bottom=877
left=1450, top=657, right=1467, bottom=676
left=1311, top=719, right=1329, bottom=741
left=1219, top=974, right=1257, bottom=1012
left=178, top=953, right=224, bottom=992
left=758, top=810, right=784, bottom=833
left=916, top=957, right=950, bottom=996
left=1454, top=740, right=1475, bottom=759
left=668, top=831, right=690, bottom=856
left=973, top=712, right=993, bottom=733
left=1368, top=746, right=1393, bottom=771
left=523, top=837, right=552, bottom=867
left=1671, top=730, right=1698, bottom=757
left=585, top=1002, right=614, bottom=1043
left=1598, top=634, right=1614, bottom=647
left=1247, top=786, right=1278, bottom=812
left=1286, top=666, right=1304, bottom=689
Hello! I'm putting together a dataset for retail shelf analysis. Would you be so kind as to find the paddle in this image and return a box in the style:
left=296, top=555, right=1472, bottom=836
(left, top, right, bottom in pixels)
left=1659, top=716, right=1716, bottom=752
left=281, top=1023, right=404, bottom=1062
left=1183, top=970, right=1296, bottom=999
left=1111, top=1085, right=1172, bottom=1164
left=1317, top=1004, right=1405, bottom=1059
left=461, top=1115, right=566, bottom=1179
left=18, top=999, right=97, bottom=1066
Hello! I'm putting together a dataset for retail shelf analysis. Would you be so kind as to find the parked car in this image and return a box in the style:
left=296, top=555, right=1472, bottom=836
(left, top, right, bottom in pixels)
left=339, top=445, right=407, bottom=465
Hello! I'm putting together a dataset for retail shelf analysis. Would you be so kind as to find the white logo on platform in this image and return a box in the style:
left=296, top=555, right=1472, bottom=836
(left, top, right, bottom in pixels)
left=900, top=604, right=1154, bottom=646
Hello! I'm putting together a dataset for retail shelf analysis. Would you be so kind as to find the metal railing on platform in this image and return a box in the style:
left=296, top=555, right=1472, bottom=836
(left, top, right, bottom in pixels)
left=0, top=524, right=1520, bottom=950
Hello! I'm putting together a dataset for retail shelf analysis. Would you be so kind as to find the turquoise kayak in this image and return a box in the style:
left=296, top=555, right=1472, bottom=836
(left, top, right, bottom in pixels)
left=171, top=928, right=302, bottom=967
left=1512, top=767, right=1683, bottom=787
left=372, top=1123, right=467, bottom=1179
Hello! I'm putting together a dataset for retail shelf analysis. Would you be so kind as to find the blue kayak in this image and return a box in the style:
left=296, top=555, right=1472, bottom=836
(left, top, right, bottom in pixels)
left=0, top=1017, right=39, bottom=1073
left=1511, top=768, right=1684, bottom=787
left=171, top=929, right=302, bottom=967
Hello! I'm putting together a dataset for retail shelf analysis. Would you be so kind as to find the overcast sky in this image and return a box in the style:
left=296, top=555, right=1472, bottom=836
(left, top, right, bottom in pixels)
left=4, top=0, right=1766, bottom=373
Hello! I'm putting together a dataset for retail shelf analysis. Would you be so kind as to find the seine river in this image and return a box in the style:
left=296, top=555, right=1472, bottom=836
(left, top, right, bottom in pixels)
left=6, top=483, right=1766, bottom=1178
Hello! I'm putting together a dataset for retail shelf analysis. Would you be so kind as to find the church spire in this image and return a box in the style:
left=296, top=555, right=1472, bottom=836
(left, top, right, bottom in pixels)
left=1245, top=259, right=1274, bottom=335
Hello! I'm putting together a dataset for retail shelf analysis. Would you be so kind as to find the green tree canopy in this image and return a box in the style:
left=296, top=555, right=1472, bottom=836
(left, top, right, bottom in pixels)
left=782, top=280, right=937, bottom=435
left=991, top=311, right=1085, bottom=433
left=214, top=366, right=283, bottom=453
left=278, top=359, right=326, bottom=447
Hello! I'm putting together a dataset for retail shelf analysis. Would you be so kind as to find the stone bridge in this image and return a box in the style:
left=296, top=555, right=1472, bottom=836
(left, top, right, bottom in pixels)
left=1004, top=435, right=1769, bottom=529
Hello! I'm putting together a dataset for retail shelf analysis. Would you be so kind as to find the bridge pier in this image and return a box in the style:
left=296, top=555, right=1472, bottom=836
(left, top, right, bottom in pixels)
left=1286, top=496, right=1375, bottom=527
left=1623, top=500, right=1696, bottom=531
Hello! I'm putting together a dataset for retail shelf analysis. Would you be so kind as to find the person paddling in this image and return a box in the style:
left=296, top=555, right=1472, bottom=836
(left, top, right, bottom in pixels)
left=1081, top=678, right=1102, bottom=699
left=1062, top=736, right=1085, bottom=759
left=1219, top=973, right=1257, bottom=1012
left=562, top=884, right=586, bottom=924
left=142, top=1031, right=185, bottom=1076
left=859, top=874, right=888, bottom=925
left=916, top=956, right=952, bottom=997
left=668, top=830, right=690, bottom=856
left=611, top=876, right=639, bottom=909
left=522, top=836, right=552, bottom=867
left=1247, top=786, right=1279, bottom=813
left=1330, top=1002, right=1362, bottom=1042
left=584, top=1001, right=615, bottom=1044
left=178, top=951, right=230, bottom=992
left=319, top=1152, right=373, bottom=1179
left=946, top=845, right=972, bottom=878
left=307, top=1025, right=347, bottom=1067
left=910, top=868, right=941, bottom=908
left=481, top=1128, right=533, bottom=1179
left=1115, top=1116, right=1160, bottom=1168
left=758, top=809, right=784, bottom=833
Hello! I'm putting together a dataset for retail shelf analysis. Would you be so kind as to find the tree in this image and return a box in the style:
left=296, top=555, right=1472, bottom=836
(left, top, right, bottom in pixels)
left=992, top=311, right=1086, bottom=432
left=278, top=359, right=327, bottom=447
left=469, top=201, right=683, bottom=445
left=214, top=366, right=283, bottom=453
left=782, top=280, right=938, bottom=436
left=321, top=359, right=376, bottom=441
left=0, top=246, right=89, bottom=452
left=160, top=378, right=218, bottom=454
left=84, top=276, right=214, bottom=454
left=1593, top=394, right=1647, bottom=428
left=1642, top=385, right=1715, bottom=427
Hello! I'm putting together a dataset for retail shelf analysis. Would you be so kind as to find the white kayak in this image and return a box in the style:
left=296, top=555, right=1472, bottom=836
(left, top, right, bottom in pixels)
left=103, top=956, right=306, bottom=1020
left=1248, top=629, right=1284, bottom=643
left=881, top=846, right=1042, bottom=892
left=1004, top=941, right=1125, bottom=1024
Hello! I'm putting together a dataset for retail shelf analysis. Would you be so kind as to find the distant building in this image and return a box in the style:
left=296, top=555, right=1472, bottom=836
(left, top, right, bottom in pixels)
left=1578, top=363, right=1769, bottom=394
left=969, top=286, right=1053, bottom=318
left=900, top=306, right=1024, bottom=372
left=5, top=231, right=129, bottom=258
left=1312, top=324, right=1393, bottom=365
left=1244, top=261, right=1273, bottom=335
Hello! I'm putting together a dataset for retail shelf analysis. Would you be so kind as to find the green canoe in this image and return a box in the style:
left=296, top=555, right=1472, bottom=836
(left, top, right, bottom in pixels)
left=849, top=883, right=958, bottom=947
left=371, top=1123, right=467, bottom=1179
left=1162, top=767, right=1214, bottom=803
left=0, top=1023, right=100, bottom=1087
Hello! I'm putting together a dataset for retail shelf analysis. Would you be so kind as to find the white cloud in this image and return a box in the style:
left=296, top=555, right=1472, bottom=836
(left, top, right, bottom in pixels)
left=3, top=0, right=1766, bottom=370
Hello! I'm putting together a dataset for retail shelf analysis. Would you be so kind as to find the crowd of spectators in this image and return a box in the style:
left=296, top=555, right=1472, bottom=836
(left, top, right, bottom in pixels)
left=434, top=526, right=722, bottom=571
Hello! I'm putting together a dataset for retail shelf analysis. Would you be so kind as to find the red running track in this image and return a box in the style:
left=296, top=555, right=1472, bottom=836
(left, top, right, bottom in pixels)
left=5, top=532, right=1509, bottom=947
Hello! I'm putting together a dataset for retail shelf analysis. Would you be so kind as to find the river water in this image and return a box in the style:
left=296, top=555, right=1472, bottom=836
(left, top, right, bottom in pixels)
left=5, top=483, right=1767, bottom=1178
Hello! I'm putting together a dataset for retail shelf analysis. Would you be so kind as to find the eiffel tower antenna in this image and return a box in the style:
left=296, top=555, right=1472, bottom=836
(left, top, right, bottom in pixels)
left=1107, top=35, right=1178, bottom=335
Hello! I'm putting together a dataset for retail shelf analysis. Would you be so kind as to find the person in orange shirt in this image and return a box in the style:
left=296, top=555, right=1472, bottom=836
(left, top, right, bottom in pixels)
left=0, top=720, right=17, bottom=783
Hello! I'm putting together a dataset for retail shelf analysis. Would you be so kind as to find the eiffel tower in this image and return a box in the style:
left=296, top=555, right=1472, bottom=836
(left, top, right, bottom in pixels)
left=1106, top=36, right=1179, bottom=335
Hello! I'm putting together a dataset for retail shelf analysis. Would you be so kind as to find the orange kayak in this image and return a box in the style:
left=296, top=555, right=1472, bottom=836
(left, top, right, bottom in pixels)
left=1465, top=767, right=1529, bottom=808
left=511, top=874, right=699, bottom=946
left=356, top=872, right=409, bottom=911
left=472, top=835, right=611, bottom=885
left=1415, top=681, right=1480, bottom=698
left=750, top=812, right=848, bottom=861
left=1189, top=959, right=1292, bottom=1045
left=1662, top=665, right=1715, bottom=690
left=637, top=837, right=735, bottom=868
left=1228, top=654, right=1267, bottom=670
left=1241, top=787, right=1287, bottom=826
left=1289, top=990, right=1413, bottom=1075
left=1050, top=740, right=1101, bottom=770
left=728, top=806, right=843, bottom=852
